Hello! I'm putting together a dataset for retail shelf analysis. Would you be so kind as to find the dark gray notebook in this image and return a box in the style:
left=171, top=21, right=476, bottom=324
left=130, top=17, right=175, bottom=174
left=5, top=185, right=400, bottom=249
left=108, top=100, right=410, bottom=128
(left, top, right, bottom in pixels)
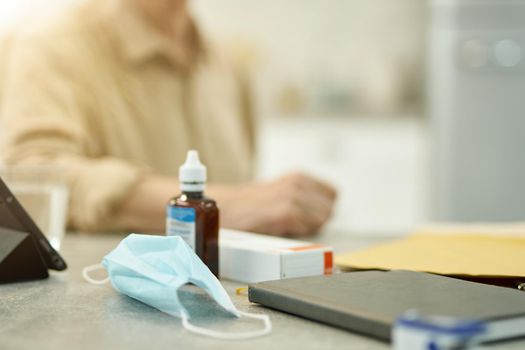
left=248, top=270, right=525, bottom=342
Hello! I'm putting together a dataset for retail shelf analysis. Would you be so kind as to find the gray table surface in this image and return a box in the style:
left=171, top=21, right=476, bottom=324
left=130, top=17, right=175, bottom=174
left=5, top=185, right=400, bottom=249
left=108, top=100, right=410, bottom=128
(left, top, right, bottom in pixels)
left=1, top=231, right=524, bottom=350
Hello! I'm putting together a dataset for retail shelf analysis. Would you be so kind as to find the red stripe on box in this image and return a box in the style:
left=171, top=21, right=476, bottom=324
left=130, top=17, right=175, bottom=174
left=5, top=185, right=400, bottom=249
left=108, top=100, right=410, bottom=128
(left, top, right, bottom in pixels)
left=287, top=244, right=326, bottom=252
left=324, top=251, right=333, bottom=274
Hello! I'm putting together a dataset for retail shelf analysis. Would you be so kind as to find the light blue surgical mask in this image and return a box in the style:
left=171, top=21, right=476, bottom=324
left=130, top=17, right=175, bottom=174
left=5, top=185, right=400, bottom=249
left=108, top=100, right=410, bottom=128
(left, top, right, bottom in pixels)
left=82, top=234, right=271, bottom=340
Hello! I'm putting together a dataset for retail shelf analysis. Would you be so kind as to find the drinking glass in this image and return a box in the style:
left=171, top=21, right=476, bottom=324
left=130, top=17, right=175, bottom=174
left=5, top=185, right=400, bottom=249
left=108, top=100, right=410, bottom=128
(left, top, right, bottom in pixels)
left=0, top=165, right=69, bottom=251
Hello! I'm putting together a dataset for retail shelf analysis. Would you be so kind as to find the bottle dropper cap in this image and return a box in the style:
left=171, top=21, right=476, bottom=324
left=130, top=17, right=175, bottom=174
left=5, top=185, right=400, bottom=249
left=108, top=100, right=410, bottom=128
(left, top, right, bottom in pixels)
left=179, top=150, right=206, bottom=192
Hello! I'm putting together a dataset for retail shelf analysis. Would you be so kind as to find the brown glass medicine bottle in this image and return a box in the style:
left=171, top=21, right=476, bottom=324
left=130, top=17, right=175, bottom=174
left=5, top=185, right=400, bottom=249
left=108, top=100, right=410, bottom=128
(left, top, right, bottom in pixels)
left=166, top=150, right=219, bottom=277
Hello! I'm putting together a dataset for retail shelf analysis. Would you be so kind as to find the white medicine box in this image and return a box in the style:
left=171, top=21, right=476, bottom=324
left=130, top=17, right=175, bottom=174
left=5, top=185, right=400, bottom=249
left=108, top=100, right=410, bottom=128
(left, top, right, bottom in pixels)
left=219, top=229, right=333, bottom=284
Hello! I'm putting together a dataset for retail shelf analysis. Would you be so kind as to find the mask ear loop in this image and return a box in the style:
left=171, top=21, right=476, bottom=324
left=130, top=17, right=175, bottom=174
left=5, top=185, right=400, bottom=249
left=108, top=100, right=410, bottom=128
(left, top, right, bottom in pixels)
left=82, top=264, right=271, bottom=339
left=181, top=310, right=271, bottom=340
left=82, top=263, right=110, bottom=285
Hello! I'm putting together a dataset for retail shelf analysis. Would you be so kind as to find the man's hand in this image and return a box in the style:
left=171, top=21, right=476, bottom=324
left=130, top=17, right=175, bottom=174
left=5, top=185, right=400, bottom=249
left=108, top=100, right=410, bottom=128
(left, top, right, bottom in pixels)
left=212, top=172, right=337, bottom=237
left=114, top=172, right=337, bottom=237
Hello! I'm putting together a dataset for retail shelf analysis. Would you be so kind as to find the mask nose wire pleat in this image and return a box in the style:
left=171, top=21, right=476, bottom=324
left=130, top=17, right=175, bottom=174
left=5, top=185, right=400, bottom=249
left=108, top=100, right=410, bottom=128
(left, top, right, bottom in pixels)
left=181, top=310, right=272, bottom=340
left=82, top=263, right=111, bottom=285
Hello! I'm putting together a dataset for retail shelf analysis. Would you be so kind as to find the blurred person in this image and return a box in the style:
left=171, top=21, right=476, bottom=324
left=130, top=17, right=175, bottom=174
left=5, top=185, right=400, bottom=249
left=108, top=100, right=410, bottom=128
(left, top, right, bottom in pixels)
left=0, top=0, right=336, bottom=236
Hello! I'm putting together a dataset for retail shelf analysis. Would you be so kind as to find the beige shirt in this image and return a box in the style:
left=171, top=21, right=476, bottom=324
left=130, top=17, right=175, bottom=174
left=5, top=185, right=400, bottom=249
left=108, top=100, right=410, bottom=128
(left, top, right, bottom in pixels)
left=0, top=0, right=255, bottom=231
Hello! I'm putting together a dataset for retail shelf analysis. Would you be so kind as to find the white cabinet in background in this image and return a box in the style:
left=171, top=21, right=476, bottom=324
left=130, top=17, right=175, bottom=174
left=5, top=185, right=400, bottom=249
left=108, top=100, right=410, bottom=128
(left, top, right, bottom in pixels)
left=256, top=116, right=428, bottom=236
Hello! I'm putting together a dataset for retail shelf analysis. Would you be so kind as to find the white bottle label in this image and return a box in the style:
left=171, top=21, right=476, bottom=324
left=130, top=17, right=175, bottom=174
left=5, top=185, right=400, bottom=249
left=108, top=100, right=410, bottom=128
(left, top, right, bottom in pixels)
left=166, top=206, right=196, bottom=250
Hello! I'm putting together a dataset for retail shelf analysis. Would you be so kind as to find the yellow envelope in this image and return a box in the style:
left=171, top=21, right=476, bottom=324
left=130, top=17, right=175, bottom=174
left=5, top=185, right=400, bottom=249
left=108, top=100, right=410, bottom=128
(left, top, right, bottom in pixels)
left=335, top=233, right=525, bottom=278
